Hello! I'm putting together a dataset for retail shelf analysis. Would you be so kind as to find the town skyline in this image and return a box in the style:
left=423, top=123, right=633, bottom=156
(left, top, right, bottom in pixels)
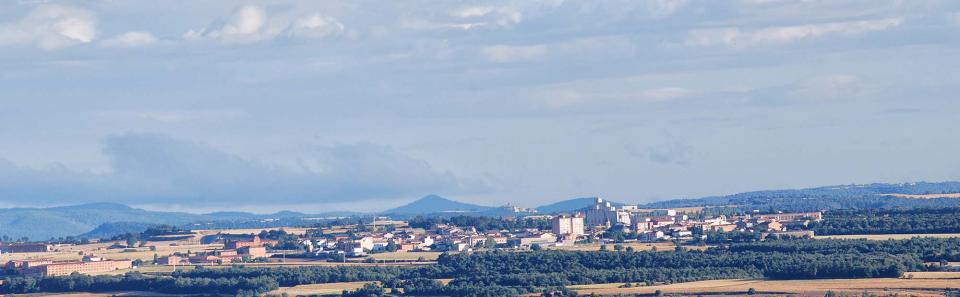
left=3, top=1, right=960, bottom=296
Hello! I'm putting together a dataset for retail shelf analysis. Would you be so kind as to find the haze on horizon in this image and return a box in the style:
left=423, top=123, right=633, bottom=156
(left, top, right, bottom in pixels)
left=1, top=0, right=959, bottom=213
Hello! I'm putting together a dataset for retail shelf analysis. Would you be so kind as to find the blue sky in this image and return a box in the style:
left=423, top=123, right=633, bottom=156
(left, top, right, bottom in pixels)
left=1, top=0, right=959, bottom=213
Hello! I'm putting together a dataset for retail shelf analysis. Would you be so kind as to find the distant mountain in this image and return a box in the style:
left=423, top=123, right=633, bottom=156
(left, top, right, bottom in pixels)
left=383, top=195, right=493, bottom=215
left=0, top=203, right=208, bottom=240
left=7, top=181, right=960, bottom=240
left=643, top=181, right=960, bottom=211
left=0, top=203, right=357, bottom=240
left=535, top=197, right=625, bottom=213
left=79, top=222, right=157, bottom=239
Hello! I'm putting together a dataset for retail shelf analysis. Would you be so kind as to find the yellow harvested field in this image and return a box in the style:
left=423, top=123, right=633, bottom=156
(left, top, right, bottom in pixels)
left=571, top=272, right=960, bottom=296
left=0, top=239, right=223, bottom=264
left=269, top=281, right=378, bottom=296
left=817, top=233, right=960, bottom=240
left=903, top=271, right=960, bottom=279
left=673, top=206, right=706, bottom=214
left=883, top=193, right=960, bottom=199
left=368, top=251, right=441, bottom=261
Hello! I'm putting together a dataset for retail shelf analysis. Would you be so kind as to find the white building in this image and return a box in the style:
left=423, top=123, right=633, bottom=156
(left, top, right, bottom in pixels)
left=552, top=214, right=586, bottom=236
left=584, top=198, right=632, bottom=227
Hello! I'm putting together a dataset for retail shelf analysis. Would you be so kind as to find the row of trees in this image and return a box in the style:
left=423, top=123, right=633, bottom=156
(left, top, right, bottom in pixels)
left=0, top=272, right=278, bottom=296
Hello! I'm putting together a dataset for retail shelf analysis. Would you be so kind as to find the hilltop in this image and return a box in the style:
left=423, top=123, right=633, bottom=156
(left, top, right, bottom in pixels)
left=383, top=195, right=493, bottom=215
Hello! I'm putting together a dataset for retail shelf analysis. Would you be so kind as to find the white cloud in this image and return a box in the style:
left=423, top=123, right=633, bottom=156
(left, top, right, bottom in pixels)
left=454, top=6, right=522, bottom=27
left=223, top=5, right=267, bottom=36
left=402, top=5, right=523, bottom=31
left=100, top=31, right=157, bottom=47
left=684, top=17, right=903, bottom=47
left=186, top=5, right=344, bottom=43
left=0, top=4, right=97, bottom=50
left=481, top=44, right=547, bottom=63
left=287, top=14, right=344, bottom=39
left=203, top=5, right=268, bottom=43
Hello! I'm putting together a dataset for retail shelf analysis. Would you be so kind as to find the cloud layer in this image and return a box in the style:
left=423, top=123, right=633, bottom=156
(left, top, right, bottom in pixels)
left=0, top=133, right=481, bottom=206
left=2, top=1, right=960, bottom=209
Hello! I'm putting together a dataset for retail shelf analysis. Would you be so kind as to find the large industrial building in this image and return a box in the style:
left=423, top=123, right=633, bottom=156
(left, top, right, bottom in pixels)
left=584, top=198, right=632, bottom=227
left=7, top=257, right=132, bottom=277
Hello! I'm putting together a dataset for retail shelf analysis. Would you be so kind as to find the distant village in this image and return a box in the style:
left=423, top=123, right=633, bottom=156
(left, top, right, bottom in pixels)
left=0, top=198, right=821, bottom=278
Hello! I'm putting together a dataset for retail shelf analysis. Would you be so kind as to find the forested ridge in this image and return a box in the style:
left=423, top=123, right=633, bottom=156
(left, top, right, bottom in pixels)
left=3, top=237, right=958, bottom=296
left=812, top=207, right=960, bottom=235
left=646, top=182, right=960, bottom=210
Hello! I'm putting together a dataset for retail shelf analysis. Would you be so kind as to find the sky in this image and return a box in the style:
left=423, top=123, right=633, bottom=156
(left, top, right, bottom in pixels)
left=1, top=0, right=959, bottom=213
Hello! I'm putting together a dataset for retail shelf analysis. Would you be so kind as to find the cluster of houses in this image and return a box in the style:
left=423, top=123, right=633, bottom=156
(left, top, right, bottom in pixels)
left=280, top=198, right=821, bottom=257
left=582, top=198, right=821, bottom=241
left=299, top=221, right=560, bottom=257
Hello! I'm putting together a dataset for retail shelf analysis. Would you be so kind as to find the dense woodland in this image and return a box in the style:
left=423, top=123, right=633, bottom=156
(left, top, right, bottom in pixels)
left=811, top=207, right=960, bottom=235
left=4, top=237, right=958, bottom=296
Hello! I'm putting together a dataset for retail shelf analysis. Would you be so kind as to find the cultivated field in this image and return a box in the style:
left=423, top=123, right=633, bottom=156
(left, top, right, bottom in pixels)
left=570, top=272, right=960, bottom=296
left=0, top=241, right=221, bottom=263
left=0, top=226, right=316, bottom=266
left=367, top=251, right=441, bottom=261
left=268, top=281, right=378, bottom=296
left=816, top=233, right=960, bottom=240
left=268, top=279, right=451, bottom=296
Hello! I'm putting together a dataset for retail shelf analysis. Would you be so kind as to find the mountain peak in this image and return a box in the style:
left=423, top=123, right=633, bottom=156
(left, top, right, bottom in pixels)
left=418, top=194, right=451, bottom=202
left=384, top=195, right=492, bottom=215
